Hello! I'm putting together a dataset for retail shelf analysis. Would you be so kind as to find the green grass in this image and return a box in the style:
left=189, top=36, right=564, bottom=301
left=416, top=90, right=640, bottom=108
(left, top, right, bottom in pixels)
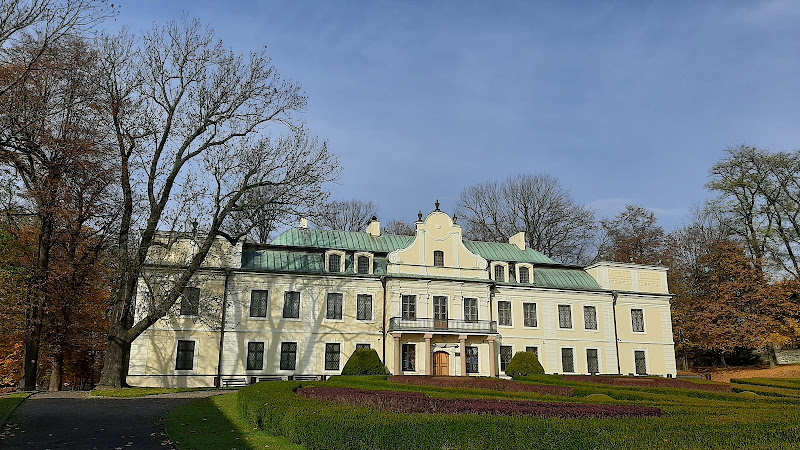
left=90, top=387, right=215, bottom=397
left=165, top=393, right=302, bottom=450
left=0, top=392, right=31, bottom=426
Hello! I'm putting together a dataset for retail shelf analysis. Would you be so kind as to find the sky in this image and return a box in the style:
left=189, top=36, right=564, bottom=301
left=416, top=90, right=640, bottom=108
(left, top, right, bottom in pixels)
left=109, top=0, right=800, bottom=231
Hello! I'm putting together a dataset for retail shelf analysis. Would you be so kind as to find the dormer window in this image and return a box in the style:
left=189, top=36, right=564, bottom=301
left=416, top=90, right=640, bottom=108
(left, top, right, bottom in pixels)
left=325, top=250, right=346, bottom=273
left=433, top=250, right=444, bottom=267
left=491, top=262, right=509, bottom=282
left=354, top=252, right=374, bottom=275
left=516, top=264, right=533, bottom=284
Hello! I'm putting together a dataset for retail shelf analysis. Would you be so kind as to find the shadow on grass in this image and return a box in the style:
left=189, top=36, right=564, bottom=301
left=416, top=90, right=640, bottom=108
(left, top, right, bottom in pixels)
left=165, top=392, right=301, bottom=450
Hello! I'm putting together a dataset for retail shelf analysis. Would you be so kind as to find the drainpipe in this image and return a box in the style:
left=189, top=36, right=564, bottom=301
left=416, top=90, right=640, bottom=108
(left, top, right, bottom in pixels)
left=381, top=276, right=388, bottom=366
left=612, top=290, right=621, bottom=375
left=216, top=268, right=231, bottom=387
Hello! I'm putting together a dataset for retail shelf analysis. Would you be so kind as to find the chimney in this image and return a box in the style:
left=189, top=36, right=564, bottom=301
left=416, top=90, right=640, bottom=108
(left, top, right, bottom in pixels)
left=509, top=232, right=526, bottom=250
left=366, top=216, right=380, bottom=236
left=299, top=217, right=308, bottom=229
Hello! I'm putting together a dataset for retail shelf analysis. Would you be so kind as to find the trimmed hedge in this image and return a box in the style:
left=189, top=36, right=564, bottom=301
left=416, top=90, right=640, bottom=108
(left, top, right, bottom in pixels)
left=505, top=351, right=545, bottom=378
left=341, top=348, right=389, bottom=375
left=389, top=375, right=573, bottom=396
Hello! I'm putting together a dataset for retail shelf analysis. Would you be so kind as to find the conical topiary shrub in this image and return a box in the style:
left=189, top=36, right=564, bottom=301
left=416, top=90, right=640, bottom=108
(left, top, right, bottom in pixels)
left=504, top=351, right=545, bottom=379
left=341, top=348, right=389, bottom=375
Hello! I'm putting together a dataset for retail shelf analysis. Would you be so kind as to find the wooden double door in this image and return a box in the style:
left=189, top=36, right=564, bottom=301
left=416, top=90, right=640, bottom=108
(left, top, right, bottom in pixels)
left=433, top=351, right=449, bottom=376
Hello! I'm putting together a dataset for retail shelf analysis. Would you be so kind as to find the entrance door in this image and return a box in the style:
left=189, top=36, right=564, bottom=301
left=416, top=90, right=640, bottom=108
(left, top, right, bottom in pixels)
left=433, top=351, right=449, bottom=376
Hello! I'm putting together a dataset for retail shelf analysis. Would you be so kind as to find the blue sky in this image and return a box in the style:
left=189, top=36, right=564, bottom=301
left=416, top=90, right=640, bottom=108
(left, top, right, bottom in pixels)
left=110, top=1, right=800, bottom=231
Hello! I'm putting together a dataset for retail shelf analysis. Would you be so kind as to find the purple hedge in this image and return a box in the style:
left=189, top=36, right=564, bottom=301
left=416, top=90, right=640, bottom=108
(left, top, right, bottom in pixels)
left=389, top=375, right=574, bottom=397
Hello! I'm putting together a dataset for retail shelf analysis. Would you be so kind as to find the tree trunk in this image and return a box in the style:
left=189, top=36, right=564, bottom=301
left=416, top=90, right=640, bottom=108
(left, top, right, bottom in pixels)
left=682, top=354, right=689, bottom=371
left=97, top=331, right=131, bottom=388
left=768, top=347, right=777, bottom=369
left=720, top=354, right=727, bottom=367
left=49, top=350, right=63, bottom=392
left=19, top=323, right=42, bottom=390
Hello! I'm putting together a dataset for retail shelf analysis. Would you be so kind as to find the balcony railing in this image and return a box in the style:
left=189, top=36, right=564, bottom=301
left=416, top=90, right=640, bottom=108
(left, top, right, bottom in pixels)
left=388, top=317, right=497, bottom=334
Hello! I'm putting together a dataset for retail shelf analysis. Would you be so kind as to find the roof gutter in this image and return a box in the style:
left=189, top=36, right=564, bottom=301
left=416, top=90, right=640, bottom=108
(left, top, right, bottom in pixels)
left=216, top=268, right=231, bottom=386
left=612, top=290, right=621, bottom=375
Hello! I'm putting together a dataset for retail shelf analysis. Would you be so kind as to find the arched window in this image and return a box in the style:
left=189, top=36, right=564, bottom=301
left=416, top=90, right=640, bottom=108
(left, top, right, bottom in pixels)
left=433, top=250, right=444, bottom=267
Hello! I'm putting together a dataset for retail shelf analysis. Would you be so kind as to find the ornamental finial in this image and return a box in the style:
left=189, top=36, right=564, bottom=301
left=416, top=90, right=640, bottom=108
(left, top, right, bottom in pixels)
left=435, top=199, right=440, bottom=211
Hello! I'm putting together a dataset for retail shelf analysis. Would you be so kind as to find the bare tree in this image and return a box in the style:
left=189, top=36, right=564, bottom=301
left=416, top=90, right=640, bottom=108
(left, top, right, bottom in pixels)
left=456, top=174, right=597, bottom=265
left=313, top=199, right=378, bottom=232
left=95, top=19, right=338, bottom=387
left=597, top=205, right=665, bottom=265
left=383, top=219, right=415, bottom=236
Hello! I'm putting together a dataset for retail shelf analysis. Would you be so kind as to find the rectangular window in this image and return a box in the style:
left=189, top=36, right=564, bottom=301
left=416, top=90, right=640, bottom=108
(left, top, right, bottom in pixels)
left=631, top=309, right=645, bottom=332
left=180, top=287, right=200, bottom=316
left=402, top=295, right=416, bottom=320
left=401, top=344, right=416, bottom=371
left=494, top=265, right=505, bottom=282
left=356, top=343, right=371, bottom=350
left=463, top=298, right=478, bottom=322
left=558, top=304, right=572, bottom=329
left=500, top=346, right=513, bottom=372
left=326, top=293, right=343, bottom=320
left=584, top=305, right=597, bottom=330
left=356, top=294, right=372, bottom=320
left=328, top=253, right=341, bottom=272
left=325, top=343, right=341, bottom=371
left=523, top=302, right=537, bottom=327
left=561, top=348, right=574, bottom=373
left=249, top=290, right=268, bottom=318
left=433, top=296, right=448, bottom=322
left=283, top=291, right=300, bottom=319
left=634, top=350, right=647, bottom=375
left=498, top=301, right=512, bottom=326
left=525, top=346, right=538, bottom=358
left=433, top=250, right=444, bottom=267
left=518, top=266, right=530, bottom=284
left=357, top=255, right=370, bottom=274
left=175, top=340, right=195, bottom=370
left=465, top=346, right=478, bottom=373
left=280, top=342, right=297, bottom=370
left=587, top=349, right=599, bottom=374
left=247, top=342, right=264, bottom=370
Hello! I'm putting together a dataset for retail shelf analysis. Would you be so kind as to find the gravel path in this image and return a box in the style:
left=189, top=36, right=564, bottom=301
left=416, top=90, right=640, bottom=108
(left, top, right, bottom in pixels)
left=0, top=390, right=223, bottom=449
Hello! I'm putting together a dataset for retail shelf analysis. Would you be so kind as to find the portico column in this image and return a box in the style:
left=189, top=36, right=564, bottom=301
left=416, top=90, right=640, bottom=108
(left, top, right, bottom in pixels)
left=424, top=333, right=433, bottom=375
left=459, top=335, right=467, bottom=376
left=393, top=334, right=401, bottom=375
left=487, top=336, right=496, bottom=377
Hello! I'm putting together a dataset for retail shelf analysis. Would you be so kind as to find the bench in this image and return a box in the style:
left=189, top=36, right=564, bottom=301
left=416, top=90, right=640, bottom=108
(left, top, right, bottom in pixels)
left=257, top=376, right=284, bottom=382
left=221, top=377, right=248, bottom=387
left=291, top=375, right=323, bottom=381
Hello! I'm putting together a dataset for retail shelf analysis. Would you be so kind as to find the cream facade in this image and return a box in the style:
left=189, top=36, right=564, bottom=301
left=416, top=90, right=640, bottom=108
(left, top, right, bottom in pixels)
left=127, top=209, right=677, bottom=387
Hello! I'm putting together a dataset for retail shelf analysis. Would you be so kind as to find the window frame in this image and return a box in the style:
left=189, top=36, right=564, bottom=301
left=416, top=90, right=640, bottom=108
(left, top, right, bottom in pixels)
left=356, top=294, right=373, bottom=321
left=497, top=300, right=512, bottom=327
left=325, top=292, right=344, bottom=321
left=433, top=295, right=448, bottom=322
left=557, top=304, right=573, bottom=329
left=179, top=287, right=200, bottom=316
left=324, top=250, right=346, bottom=273
left=491, top=262, right=508, bottom=282
left=586, top=348, right=600, bottom=374
left=354, top=251, right=373, bottom=275
left=463, top=297, right=478, bottom=322
left=516, top=263, right=533, bottom=284
left=175, top=339, right=196, bottom=371
left=324, top=342, right=341, bottom=371
left=634, top=349, right=648, bottom=375
left=279, top=342, right=297, bottom=371
left=282, top=291, right=301, bottom=319
left=249, top=290, right=269, bottom=318
left=465, top=346, right=479, bottom=373
left=631, top=308, right=645, bottom=333
left=523, top=302, right=538, bottom=328
left=401, top=343, right=416, bottom=372
left=401, top=295, right=416, bottom=320
left=561, top=347, right=575, bottom=373
left=356, top=343, right=371, bottom=350
left=525, top=346, right=539, bottom=359
left=433, top=250, right=445, bottom=267
left=583, top=305, right=598, bottom=331
left=500, top=345, right=513, bottom=372
left=246, top=341, right=265, bottom=371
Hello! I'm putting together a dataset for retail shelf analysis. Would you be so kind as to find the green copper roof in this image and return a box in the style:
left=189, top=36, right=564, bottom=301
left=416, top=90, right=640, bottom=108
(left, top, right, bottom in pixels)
left=270, top=228, right=413, bottom=253
left=241, top=248, right=388, bottom=276
left=463, top=240, right=555, bottom=264
left=532, top=267, right=602, bottom=290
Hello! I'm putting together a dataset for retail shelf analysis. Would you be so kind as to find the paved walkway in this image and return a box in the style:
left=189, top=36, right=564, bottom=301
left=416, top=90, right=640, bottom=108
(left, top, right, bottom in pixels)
left=0, top=390, right=223, bottom=449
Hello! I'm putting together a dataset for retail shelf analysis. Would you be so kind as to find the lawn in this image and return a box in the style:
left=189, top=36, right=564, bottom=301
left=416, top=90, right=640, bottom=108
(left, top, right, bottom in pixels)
left=0, top=392, right=31, bottom=427
left=168, top=376, right=800, bottom=449
left=90, top=387, right=216, bottom=397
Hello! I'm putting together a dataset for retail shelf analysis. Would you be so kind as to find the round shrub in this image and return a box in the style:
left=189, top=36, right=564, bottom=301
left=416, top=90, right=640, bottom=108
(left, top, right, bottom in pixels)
left=504, top=351, right=544, bottom=379
left=341, top=348, right=389, bottom=375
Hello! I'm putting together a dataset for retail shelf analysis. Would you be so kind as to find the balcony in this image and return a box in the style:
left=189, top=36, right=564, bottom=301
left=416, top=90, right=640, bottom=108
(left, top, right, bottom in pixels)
left=388, top=317, right=497, bottom=334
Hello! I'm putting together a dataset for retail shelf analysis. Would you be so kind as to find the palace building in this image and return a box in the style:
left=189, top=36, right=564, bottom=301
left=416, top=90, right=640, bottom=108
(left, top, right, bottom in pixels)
left=127, top=208, right=677, bottom=387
